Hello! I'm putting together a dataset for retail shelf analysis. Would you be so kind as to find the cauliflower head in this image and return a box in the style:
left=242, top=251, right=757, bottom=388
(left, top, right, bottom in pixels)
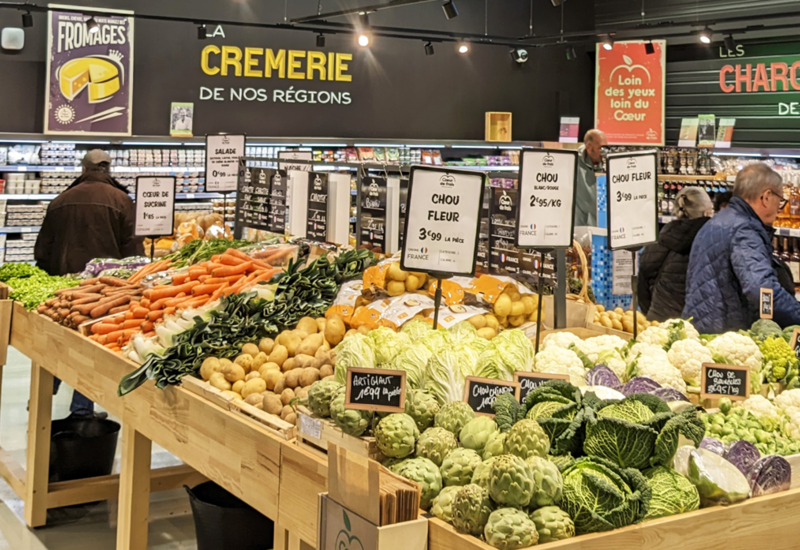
left=542, top=331, right=583, bottom=351
left=775, top=389, right=800, bottom=417
left=741, top=395, right=779, bottom=419
left=627, top=343, right=670, bottom=365
left=706, top=332, right=763, bottom=372
left=601, top=351, right=628, bottom=382
left=633, top=354, right=687, bottom=393
left=635, top=326, right=670, bottom=347
left=783, top=410, right=800, bottom=440
left=667, top=339, right=713, bottom=387
left=534, top=347, right=586, bottom=387
left=658, top=318, right=700, bottom=341
left=579, top=335, right=628, bottom=363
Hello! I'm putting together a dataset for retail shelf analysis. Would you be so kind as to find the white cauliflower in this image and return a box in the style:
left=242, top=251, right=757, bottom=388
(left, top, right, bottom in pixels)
left=632, top=354, right=687, bottom=393
left=741, top=395, right=779, bottom=419
left=658, top=318, right=700, bottom=341
left=775, top=389, right=800, bottom=417
left=635, top=326, right=670, bottom=347
left=579, top=335, right=628, bottom=362
left=783, top=410, right=800, bottom=440
left=667, top=339, right=714, bottom=387
left=706, top=332, right=763, bottom=373
left=601, top=352, right=628, bottom=382
left=541, top=331, right=583, bottom=350
left=533, top=347, right=586, bottom=387
left=627, top=343, right=669, bottom=364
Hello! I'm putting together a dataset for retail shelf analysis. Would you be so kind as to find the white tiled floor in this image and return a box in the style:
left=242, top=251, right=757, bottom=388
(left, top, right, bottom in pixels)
left=0, top=347, right=199, bottom=549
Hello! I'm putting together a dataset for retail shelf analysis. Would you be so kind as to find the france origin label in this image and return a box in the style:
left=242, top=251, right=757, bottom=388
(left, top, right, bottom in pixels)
left=700, top=363, right=750, bottom=401
left=607, top=151, right=658, bottom=250
left=134, top=176, right=175, bottom=237
left=206, top=134, right=246, bottom=192
left=516, top=150, right=578, bottom=249
left=401, top=166, right=485, bottom=277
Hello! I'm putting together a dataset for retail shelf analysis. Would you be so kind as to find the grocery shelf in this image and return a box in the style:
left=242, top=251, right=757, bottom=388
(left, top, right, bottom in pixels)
left=0, top=193, right=227, bottom=201
left=0, top=226, right=40, bottom=233
left=447, top=165, right=519, bottom=172
left=776, top=227, right=800, bottom=238
left=0, top=165, right=205, bottom=173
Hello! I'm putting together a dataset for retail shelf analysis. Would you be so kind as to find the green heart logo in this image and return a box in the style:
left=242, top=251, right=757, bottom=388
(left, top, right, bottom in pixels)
left=335, top=510, right=364, bottom=550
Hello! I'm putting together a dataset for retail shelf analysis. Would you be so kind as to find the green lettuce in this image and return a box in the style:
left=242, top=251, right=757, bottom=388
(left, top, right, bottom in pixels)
left=334, top=333, right=377, bottom=384
left=369, top=326, right=411, bottom=365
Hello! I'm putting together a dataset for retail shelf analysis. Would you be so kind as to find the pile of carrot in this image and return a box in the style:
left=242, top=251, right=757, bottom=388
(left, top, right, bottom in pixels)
left=86, top=248, right=280, bottom=352
left=128, top=259, right=173, bottom=284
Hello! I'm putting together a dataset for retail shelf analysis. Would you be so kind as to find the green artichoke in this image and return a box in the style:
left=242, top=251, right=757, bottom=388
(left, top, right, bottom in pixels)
left=484, top=508, right=538, bottom=550
left=459, top=416, right=499, bottom=452
left=488, top=455, right=534, bottom=507
left=504, top=419, right=550, bottom=460
left=307, top=379, right=342, bottom=418
left=435, top=402, right=476, bottom=434
left=395, top=457, right=443, bottom=510
left=330, top=389, right=372, bottom=436
left=471, top=456, right=498, bottom=491
left=382, top=457, right=409, bottom=473
left=483, top=432, right=508, bottom=461
left=431, top=486, right=461, bottom=523
left=416, top=427, right=458, bottom=467
left=529, top=506, right=574, bottom=543
left=405, top=389, right=440, bottom=432
left=525, top=456, right=563, bottom=507
left=441, top=448, right=483, bottom=487
left=451, top=484, right=494, bottom=536
left=374, top=413, right=420, bottom=459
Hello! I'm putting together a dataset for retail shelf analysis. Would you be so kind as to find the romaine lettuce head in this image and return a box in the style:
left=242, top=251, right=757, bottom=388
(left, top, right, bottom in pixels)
left=449, top=321, right=478, bottom=346
left=492, top=329, right=536, bottom=373
left=425, top=347, right=474, bottom=405
left=392, top=342, right=433, bottom=389
left=334, top=333, right=377, bottom=384
left=401, top=319, right=433, bottom=340
left=369, top=326, right=411, bottom=365
left=474, top=350, right=503, bottom=380
left=419, top=328, right=452, bottom=354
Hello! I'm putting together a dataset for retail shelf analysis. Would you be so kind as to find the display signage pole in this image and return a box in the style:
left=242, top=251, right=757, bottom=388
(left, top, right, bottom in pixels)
left=606, top=150, right=659, bottom=339
left=134, top=175, right=176, bottom=260
left=516, top=149, right=578, bottom=352
left=401, top=166, right=485, bottom=329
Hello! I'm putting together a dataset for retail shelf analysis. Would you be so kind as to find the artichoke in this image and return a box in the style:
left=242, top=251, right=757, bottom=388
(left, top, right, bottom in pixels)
left=529, top=506, right=575, bottom=543
left=484, top=508, right=539, bottom=550
left=416, top=427, right=458, bottom=467
left=435, top=402, right=476, bottom=435
left=451, top=484, right=494, bottom=536
left=307, top=379, right=342, bottom=418
left=504, top=419, right=550, bottom=460
left=441, top=448, right=483, bottom=487
left=483, top=432, right=508, bottom=460
left=374, top=413, right=420, bottom=459
left=431, top=486, right=461, bottom=523
left=488, top=455, right=534, bottom=507
left=471, top=456, right=499, bottom=491
left=459, top=416, right=500, bottom=452
left=405, top=389, right=440, bottom=432
left=395, top=457, right=443, bottom=510
left=330, top=389, right=372, bottom=436
left=525, top=456, right=563, bottom=507
left=382, top=457, right=409, bottom=473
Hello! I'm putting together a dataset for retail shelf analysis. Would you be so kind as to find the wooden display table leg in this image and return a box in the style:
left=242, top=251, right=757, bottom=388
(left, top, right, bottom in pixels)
left=24, top=362, right=53, bottom=528
left=116, top=424, right=152, bottom=550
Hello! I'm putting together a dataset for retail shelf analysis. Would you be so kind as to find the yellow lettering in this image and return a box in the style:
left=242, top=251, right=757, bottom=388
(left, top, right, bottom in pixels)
left=201, top=45, right=221, bottom=76
left=265, top=49, right=286, bottom=79
left=287, top=50, right=306, bottom=80
left=327, top=52, right=336, bottom=81
left=244, top=47, right=263, bottom=78
left=221, top=46, right=243, bottom=77
left=307, top=51, right=327, bottom=81
left=335, top=53, right=352, bottom=82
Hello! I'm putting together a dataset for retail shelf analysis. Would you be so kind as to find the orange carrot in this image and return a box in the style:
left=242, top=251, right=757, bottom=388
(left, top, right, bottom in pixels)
left=143, top=331, right=157, bottom=337
left=202, top=275, right=244, bottom=285
left=191, top=282, right=226, bottom=296
left=163, top=307, right=176, bottom=316
left=131, top=307, right=150, bottom=319
left=141, top=321, right=154, bottom=332
left=219, top=253, right=246, bottom=266
left=146, top=310, right=164, bottom=321
left=180, top=296, right=209, bottom=309
left=104, top=343, right=121, bottom=351
left=223, top=248, right=253, bottom=261
left=209, top=283, right=229, bottom=301
left=150, top=293, right=185, bottom=311
left=188, top=267, right=208, bottom=280
left=111, top=329, right=139, bottom=344
left=122, top=319, right=144, bottom=330
left=91, top=323, right=122, bottom=335
left=109, top=304, right=129, bottom=315
left=140, top=298, right=151, bottom=308
left=149, top=281, right=200, bottom=302
left=211, top=262, right=252, bottom=277
left=164, top=294, right=195, bottom=308
left=171, top=273, right=190, bottom=285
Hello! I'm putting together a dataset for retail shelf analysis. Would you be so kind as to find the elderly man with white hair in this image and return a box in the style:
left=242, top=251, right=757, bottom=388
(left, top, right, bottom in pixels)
left=574, top=128, right=607, bottom=226
left=684, top=163, right=800, bottom=333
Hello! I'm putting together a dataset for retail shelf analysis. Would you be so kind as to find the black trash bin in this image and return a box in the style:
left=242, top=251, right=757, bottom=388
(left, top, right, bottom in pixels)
left=186, top=482, right=275, bottom=550
left=49, top=417, right=121, bottom=483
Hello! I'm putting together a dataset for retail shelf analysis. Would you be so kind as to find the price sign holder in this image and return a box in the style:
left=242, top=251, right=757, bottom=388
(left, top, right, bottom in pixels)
left=463, top=376, right=520, bottom=416
left=134, top=176, right=176, bottom=260
left=344, top=367, right=407, bottom=413
left=606, top=150, right=659, bottom=340
left=205, top=133, right=246, bottom=192
left=514, top=372, right=569, bottom=404
left=760, top=287, right=774, bottom=319
left=400, top=166, right=486, bottom=328
left=700, top=363, right=750, bottom=401
left=516, top=149, right=578, bottom=352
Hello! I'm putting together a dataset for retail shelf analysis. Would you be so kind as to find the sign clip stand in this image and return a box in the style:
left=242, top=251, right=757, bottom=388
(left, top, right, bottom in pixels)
left=149, top=239, right=155, bottom=262
left=534, top=249, right=552, bottom=354
left=432, top=275, right=445, bottom=330
left=629, top=248, right=639, bottom=340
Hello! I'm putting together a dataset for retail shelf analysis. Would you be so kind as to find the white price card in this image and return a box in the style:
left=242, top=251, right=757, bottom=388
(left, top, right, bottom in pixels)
left=606, top=151, right=658, bottom=250
left=401, top=166, right=485, bottom=276
left=278, top=150, right=313, bottom=172
left=516, top=149, right=578, bottom=249
left=205, top=134, right=246, bottom=192
left=134, top=176, right=176, bottom=237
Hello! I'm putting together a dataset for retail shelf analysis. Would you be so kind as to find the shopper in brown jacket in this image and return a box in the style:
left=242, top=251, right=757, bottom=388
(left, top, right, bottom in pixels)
left=34, top=149, right=143, bottom=418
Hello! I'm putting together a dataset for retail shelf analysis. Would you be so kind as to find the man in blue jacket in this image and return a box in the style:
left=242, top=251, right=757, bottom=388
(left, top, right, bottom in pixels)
left=684, top=163, right=800, bottom=333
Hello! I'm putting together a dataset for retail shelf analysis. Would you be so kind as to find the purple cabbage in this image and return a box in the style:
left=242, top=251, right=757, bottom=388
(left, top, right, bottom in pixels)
left=586, top=365, right=622, bottom=390
left=621, top=376, right=661, bottom=396
left=724, top=440, right=761, bottom=476
left=651, top=387, right=690, bottom=402
left=748, top=455, right=792, bottom=497
left=699, top=437, right=725, bottom=456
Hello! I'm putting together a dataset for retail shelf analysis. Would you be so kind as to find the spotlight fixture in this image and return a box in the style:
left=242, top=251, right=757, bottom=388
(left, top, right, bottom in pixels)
left=724, top=34, right=736, bottom=52
left=356, top=12, right=371, bottom=47
left=316, top=33, right=326, bottom=48
left=645, top=41, right=655, bottom=55
left=566, top=45, right=577, bottom=61
left=357, top=33, right=371, bottom=47
left=424, top=41, right=434, bottom=56
left=22, top=11, right=33, bottom=28
left=601, top=35, right=613, bottom=51
left=197, top=24, right=207, bottom=39
left=86, top=16, right=99, bottom=34
left=442, top=0, right=458, bottom=20
left=699, top=26, right=712, bottom=44
left=551, top=0, right=566, bottom=6
left=457, top=41, right=469, bottom=54
left=510, top=47, right=528, bottom=64
left=359, top=12, right=370, bottom=28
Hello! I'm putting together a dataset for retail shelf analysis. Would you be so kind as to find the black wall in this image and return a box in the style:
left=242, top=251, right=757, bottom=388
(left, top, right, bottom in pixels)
left=0, top=0, right=597, bottom=140
left=596, top=0, right=800, bottom=28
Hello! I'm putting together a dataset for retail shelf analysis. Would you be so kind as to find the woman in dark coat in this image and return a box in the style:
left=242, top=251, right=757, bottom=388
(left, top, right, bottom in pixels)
left=638, top=187, right=713, bottom=322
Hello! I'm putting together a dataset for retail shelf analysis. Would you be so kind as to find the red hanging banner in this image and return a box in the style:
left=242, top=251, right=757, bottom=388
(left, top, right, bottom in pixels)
left=595, top=40, right=666, bottom=146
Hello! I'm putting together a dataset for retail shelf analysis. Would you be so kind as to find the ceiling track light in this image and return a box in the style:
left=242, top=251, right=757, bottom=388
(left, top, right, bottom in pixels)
left=197, top=23, right=207, bottom=39
left=424, top=41, right=434, bottom=56
left=86, top=16, right=99, bottom=34
left=699, top=26, right=713, bottom=44
left=457, top=41, right=469, bottom=54
left=22, top=11, right=33, bottom=28
left=601, top=35, right=614, bottom=51
left=551, top=0, right=566, bottom=6
left=724, top=34, right=736, bottom=52
left=442, top=0, right=458, bottom=20
left=358, top=12, right=370, bottom=28
left=644, top=40, right=655, bottom=54
left=316, top=33, right=326, bottom=47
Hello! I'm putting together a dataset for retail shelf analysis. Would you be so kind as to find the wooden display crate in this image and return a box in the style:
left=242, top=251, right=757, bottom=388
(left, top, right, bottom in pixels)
left=181, top=375, right=296, bottom=440
left=296, top=408, right=383, bottom=461
left=585, top=321, right=634, bottom=341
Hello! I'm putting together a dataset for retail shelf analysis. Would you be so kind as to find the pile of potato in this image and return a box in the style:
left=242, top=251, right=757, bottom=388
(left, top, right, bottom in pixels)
left=198, top=315, right=342, bottom=425
left=490, top=285, right=540, bottom=330
left=383, top=262, right=429, bottom=297
left=593, top=305, right=659, bottom=334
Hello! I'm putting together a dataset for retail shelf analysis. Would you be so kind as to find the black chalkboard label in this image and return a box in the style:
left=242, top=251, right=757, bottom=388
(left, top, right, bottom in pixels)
left=700, top=363, right=750, bottom=401
left=306, top=172, right=329, bottom=241
left=345, top=367, right=406, bottom=413
left=268, top=171, right=288, bottom=233
left=235, top=167, right=273, bottom=237
left=791, top=329, right=800, bottom=359
left=760, top=287, right=773, bottom=319
left=463, top=376, right=521, bottom=416
left=514, top=372, right=570, bottom=404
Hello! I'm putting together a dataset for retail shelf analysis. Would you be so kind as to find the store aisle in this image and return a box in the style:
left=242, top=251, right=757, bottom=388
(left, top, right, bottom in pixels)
left=0, top=347, right=198, bottom=549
